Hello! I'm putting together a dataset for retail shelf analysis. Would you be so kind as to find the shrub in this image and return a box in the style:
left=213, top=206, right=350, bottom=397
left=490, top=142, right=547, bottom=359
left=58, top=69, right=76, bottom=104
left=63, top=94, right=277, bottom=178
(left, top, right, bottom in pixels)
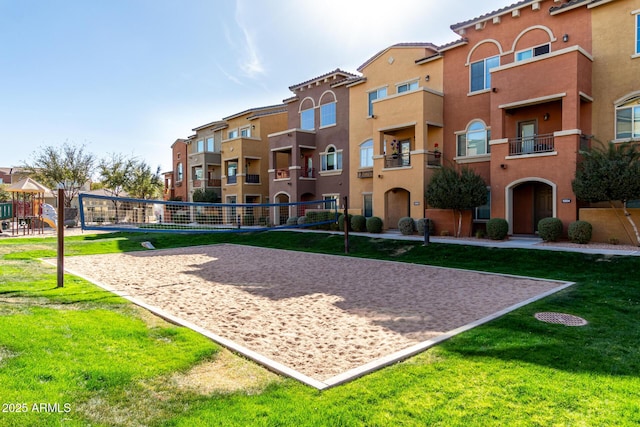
left=174, top=212, right=190, bottom=224
left=475, top=229, right=486, bottom=239
left=297, top=216, right=307, bottom=225
left=351, top=215, right=367, bottom=232
left=338, top=214, right=353, bottom=231
left=398, top=217, right=415, bottom=235
left=568, top=220, right=592, bottom=244
left=538, top=217, right=563, bottom=242
left=242, top=214, right=255, bottom=226
left=486, top=218, right=509, bottom=240
left=286, top=216, right=298, bottom=226
left=366, top=216, right=383, bottom=233
left=416, top=218, right=436, bottom=236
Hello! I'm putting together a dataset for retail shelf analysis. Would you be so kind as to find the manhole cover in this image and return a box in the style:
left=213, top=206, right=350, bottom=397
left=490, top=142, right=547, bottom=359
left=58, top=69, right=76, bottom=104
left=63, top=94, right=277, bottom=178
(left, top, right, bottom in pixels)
left=534, top=312, right=588, bottom=326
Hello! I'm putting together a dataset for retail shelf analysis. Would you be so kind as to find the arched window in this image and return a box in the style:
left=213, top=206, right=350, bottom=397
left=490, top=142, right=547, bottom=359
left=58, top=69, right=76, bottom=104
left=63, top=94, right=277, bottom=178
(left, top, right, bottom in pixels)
left=320, top=145, right=343, bottom=172
left=319, top=91, right=337, bottom=127
left=616, top=96, right=640, bottom=139
left=299, top=98, right=315, bottom=131
left=457, top=121, right=491, bottom=157
left=360, top=139, right=373, bottom=168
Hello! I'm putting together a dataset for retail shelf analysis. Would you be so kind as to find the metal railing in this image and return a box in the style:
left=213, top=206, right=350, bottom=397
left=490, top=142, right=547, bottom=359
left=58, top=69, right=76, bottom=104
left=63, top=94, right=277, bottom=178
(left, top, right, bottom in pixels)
left=275, top=169, right=290, bottom=179
left=427, top=151, right=442, bottom=167
left=227, top=175, right=237, bottom=184
left=509, top=133, right=555, bottom=156
left=384, top=153, right=411, bottom=168
left=245, top=174, right=260, bottom=184
left=301, top=167, right=316, bottom=178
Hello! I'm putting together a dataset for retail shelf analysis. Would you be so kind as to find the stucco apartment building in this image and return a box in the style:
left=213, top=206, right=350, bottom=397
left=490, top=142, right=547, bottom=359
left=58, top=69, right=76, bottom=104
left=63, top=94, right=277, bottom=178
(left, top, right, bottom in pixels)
left=441, top=0, right=594, bottom=235
left=268, top=69, right=354, bottom=224
left=347, top=44, right=444, bottom=228
left=163, top=139, right=189, bottom=202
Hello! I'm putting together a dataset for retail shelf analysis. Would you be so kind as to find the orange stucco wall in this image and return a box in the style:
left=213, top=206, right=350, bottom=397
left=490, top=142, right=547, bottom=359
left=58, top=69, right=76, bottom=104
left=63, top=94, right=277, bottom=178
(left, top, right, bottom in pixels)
left=579, top=208, right=640, bottom=246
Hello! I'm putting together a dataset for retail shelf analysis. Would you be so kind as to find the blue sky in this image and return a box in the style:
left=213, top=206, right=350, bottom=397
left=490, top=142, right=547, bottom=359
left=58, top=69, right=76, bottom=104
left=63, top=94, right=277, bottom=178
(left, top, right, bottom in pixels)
left=0, top=0, right=507, bottom=173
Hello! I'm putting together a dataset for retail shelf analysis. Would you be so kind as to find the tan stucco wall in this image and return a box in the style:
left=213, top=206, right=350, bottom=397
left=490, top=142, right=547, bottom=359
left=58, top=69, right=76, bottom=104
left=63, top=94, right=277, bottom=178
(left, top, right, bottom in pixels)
left=591, top=0, right=640, bottom=143
left=349, top=45, right=443, bottom=228
left=579, top=208, right=640, bottom=246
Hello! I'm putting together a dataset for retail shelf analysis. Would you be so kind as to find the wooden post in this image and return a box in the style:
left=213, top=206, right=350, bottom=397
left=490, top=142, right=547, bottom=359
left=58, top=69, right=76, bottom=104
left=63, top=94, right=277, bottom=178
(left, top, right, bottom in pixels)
left=343, top=196, right=349, bottom=254
left=57, top=188, right=64, bottom=288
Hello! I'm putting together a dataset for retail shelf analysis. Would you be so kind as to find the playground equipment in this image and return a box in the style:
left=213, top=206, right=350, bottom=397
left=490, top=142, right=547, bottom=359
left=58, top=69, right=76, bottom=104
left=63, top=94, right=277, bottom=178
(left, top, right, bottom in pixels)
left=41, top=203, right=58, bottom=230
left=5, top=177, right=53, bottom=235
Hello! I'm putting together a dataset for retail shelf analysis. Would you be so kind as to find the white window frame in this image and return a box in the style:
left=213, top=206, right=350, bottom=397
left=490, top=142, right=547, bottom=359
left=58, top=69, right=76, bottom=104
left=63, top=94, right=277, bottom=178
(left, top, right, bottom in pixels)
left=360, top=139, right=374, bottom=168
left=320, top=102, right=336, bottom=127
left=368, top=87, right=387, bottom=116
left=320, top=145, right=343, bottom=172
left=193, top=166, right=204, bottom=180
left=397, top=80, right=418, bottom=94
left=176, top=162, right=183, bottom=182
left=206, top=137, right=214, bottom=152
left=515, top=43, right=550, bottom=62
left=240, top=126, right=251, bottom=137
left=470, top=55, right=499, bottom=93
left=301, top=108, right=314, bottom=130
left=615, top=98, right=640, bottom=139
left=196, top=139, right=204, bottom=152
left=457, top=120, right=491, bottom=157
left=228, top=129, right=238, bottom=139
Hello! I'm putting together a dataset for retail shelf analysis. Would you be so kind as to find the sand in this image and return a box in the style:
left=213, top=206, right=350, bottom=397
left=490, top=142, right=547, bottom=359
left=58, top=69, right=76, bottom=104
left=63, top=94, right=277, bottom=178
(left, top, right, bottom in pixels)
left=62, top=244, right=566, bottom=381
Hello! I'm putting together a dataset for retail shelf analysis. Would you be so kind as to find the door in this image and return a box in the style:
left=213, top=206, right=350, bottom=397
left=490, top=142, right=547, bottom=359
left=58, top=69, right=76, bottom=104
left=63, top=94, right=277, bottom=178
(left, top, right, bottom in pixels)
left=533, top=184, right=553, bottom=232
left=518, top=121, right=536, bottom=154
left=400, top=140, right=411, bottom=166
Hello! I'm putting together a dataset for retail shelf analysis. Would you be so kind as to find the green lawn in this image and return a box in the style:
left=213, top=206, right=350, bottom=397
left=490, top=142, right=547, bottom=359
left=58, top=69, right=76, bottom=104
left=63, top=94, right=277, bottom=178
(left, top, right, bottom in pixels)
left=0, top=231, right=639, bottom=426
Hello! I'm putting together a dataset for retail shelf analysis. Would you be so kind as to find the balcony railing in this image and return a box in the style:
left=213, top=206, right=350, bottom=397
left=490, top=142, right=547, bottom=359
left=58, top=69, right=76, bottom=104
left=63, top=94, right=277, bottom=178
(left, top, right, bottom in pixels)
left=301, top=167, right=316, bottom=178
left=275, top=169, right=290, bottom=179
left=509, top=133, right=555, bottom=156
left=227, top=175, right=237, bottom=184
left=427, top=151, right=442, bottom=167
left=208, top=179, right=222, bottom=187
left=384, top=153, right=411, bottom=168
left=245, top=174, right=260, bottom=184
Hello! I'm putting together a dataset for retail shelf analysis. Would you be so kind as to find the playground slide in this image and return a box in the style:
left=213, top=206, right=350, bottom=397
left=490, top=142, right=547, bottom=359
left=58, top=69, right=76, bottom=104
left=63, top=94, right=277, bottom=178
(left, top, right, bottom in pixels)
left=41, top=204, right=57, bottom=230
left=42, top=217, right=57, bottom=230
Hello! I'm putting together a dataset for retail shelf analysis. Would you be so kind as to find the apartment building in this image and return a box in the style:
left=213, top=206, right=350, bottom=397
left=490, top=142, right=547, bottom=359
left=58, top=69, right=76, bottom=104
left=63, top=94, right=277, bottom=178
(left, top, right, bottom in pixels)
left=347, top=43, right=444, bottom=228
left=163, top=139, right=189, bottom=201
left=442, top=0, right=593, bottom=235
left=186, top=121, right=226, bottom=203
left=221, top=104, right=287, bottom=222
left=268, top=69, right=355, bottom=224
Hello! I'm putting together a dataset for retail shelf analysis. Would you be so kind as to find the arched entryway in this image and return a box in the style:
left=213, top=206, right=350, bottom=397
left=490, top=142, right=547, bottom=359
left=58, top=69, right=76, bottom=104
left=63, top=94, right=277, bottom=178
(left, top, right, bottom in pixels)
left=507, top=179, right=555, bottom=235
left=273, top=193, right=290, bottom=225
left=385, top=188, right=410, bottom=229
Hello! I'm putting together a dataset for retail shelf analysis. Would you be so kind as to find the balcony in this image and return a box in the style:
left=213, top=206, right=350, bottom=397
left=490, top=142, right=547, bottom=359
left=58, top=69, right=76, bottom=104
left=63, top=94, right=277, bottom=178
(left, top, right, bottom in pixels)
left=275, top=169, right=290, bottom=179
left=301, top=167, right=316, bottom=178
left=246, top=174, right=260, bottom=184
left=509, top=133, right=555, bottom=156
left=227, top=175, right=237, bottom=184
left=208, top=179, right=222, bottom=187
left=427, top=151, right=442, bottom=167
left=384, top=153, right=411, bottom=168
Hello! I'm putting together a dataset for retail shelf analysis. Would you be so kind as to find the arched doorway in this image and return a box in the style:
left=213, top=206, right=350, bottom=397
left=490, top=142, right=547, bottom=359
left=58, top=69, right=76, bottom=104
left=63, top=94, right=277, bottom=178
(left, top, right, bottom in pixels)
left=385, top=188, right=410, bottom=229
left=274, top=193, right=290, bottom=225
left=509, top=180, right=555, bottom=235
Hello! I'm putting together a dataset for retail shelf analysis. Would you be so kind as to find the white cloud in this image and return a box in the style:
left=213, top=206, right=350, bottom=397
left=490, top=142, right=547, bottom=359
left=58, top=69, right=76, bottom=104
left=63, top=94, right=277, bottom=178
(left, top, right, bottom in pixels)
left=233, top=0, right=266, bottom=79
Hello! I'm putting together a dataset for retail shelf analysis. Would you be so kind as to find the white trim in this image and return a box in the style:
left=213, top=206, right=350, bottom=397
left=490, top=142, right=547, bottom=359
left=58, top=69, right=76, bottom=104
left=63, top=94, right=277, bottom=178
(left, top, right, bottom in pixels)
left=267, top=128, right=315, bottom=138
left=505, top=178, right=557, bottom=235
left=580, top=91, right=594, bottom=102
left=499, top=92, right=567, bottom=110
left=318, top=90, right=337, bottom=105
left=377, top=121, right=417, bottom=133
left=298, top=97, right=315, bottom=112
left=553, top=129, right=582, bottom=137
left=613, top=90, right=640, bottom=106
left=465, top=39, right=503, bottom=66
left=587, top=0, right=616, bottom=8
left=467, top=88, right=492, bottom=97
left=505, top=151, right=557, bottom=160
left=454, top=154, right=491, bottom=164
left=426, top=120, right=444, bottom=128
left=511, top=26, right=556, bottom=53
left=495, top=46, right=594, bottom=74
left=550, top=1, right=587, bottom=15
left=489, top=138, right=509, bottom=145
left=270, top=145, right=293, bottom=152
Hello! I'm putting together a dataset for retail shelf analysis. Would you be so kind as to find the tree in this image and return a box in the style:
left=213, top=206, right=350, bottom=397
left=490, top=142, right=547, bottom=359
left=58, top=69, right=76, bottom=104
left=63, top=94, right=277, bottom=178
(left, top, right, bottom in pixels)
left=572, top=139, right=640, bottom=246
left=125, top=161, right=163, bottom=200
left=21, top=142, right=95, bottom=207
left=0, top=184, right=9, bottom=202
left=192, top=188, right=220, bottom=203
left=97, top=153, right=136, bottom=223
left=425, top=166, right=487, bottom=237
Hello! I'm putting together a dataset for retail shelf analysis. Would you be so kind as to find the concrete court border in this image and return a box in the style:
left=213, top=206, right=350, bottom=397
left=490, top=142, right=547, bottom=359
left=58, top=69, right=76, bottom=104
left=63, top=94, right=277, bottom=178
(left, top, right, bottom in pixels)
left=50, top=253, right=574, bottom=390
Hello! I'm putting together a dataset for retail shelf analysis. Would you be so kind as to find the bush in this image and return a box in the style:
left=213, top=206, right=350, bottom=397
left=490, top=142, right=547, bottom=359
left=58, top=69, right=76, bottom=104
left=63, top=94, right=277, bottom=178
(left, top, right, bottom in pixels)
left=538, top=217, right=563, bottom=242
left=286, top=216, right=298, bottom=226
left=351, top=215, right=367, bottom=232
left=242, top=214, right=255, bottom=226
left=338, top=214, right=352, bottom=231
left=398, top=217, right=416, bottom=235
left=568, top=220, right=592, bottom=244
left=416, top=218, right=436, bottom=236
left=486, top=218, right=509, bottom=240
left=366, top=216, right=383, bottom=233
left=297, top=216, right=307, bottom=225
left=174, top=212, right=190, bottom=224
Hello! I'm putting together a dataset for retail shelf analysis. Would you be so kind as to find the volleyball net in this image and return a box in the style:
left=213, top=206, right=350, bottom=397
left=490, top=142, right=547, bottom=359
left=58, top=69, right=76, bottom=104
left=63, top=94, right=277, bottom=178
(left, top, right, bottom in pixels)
left=78, top=194, right=339, bottom=234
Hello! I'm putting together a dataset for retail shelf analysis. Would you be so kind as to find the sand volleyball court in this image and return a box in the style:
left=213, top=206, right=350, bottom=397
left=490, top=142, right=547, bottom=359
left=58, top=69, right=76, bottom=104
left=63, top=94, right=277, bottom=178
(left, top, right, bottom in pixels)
left=62, top=244, right=572, bottom=388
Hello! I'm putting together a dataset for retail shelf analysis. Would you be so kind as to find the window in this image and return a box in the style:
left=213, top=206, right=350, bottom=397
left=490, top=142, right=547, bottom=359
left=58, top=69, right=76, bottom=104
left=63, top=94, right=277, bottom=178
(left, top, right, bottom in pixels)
left=457, top=121, right=491, bottom=157
left=368, top=87, right=387, bottom=116
left=196, top=139, right=204, bottom=152
left=228, top=129, right=238, bottom=139
left=616, top=98, right=640, bottom=139
left=397, top=81, right=418, bottom=93
left=176, top=163, right=183, bottom=181
left=227, top=162, right=237, bottom=184
left=193, top=166, right=203, bottom=180
left=470, top=55, right=499, bottom=92
left=636, top=14, right=640, bottom=54
left=320, top=146, right=343, bottom=172
left=363, top=194, right=373, bottom=217
left=360, top=139, right=373, bottom=168
left=474, top=189, right=491, bottom=220
left=323, top=194, right=339, bottom=209
left=206, top=137, right=214, bottom=152
left=320, top=102, right=336, bottom=127
left=301, top=108, right=314, bottom=130
left=240, top=127, right=251, bottom=137
left=515, top=43, right=550, bottom=61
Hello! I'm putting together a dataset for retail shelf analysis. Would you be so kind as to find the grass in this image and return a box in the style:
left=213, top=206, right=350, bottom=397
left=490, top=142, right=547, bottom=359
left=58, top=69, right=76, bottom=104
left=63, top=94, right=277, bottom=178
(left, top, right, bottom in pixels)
left=0, top=230, right=639, bottom=426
